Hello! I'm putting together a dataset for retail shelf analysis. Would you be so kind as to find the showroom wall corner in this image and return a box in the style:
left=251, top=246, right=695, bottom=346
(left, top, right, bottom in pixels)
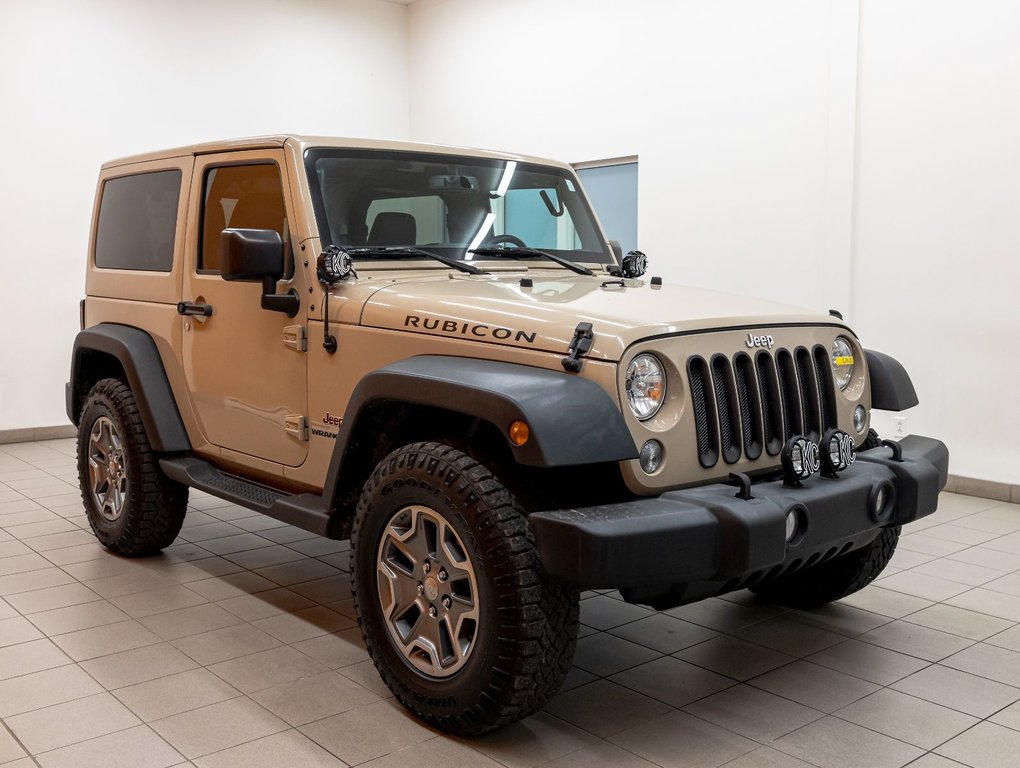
left=0, top=0, right=410, bottom=433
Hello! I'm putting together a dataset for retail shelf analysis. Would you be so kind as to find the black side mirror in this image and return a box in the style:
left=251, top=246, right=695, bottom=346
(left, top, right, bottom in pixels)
left=219, top=228, right=299, bottom=317
left=220, top=228, right=284, bottom=282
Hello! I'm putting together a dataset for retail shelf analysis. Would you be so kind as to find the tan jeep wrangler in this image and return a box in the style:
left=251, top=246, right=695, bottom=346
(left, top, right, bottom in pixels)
left=68, top=135, right=949, bottom=734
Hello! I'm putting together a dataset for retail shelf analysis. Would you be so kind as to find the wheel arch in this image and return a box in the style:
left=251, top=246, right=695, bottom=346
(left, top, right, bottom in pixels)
left=68, top=324, right=191, bottom=452
left=865, top=349, right=919, bottom=411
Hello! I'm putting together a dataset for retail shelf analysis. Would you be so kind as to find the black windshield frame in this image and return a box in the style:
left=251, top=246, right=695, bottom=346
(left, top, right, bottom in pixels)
left=303, top=147, right=614, bottom=265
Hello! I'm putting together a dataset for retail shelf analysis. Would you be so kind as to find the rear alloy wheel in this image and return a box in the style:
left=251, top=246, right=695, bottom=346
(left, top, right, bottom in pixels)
left=77, top=378, right=187, bottom=555
left=352, top=441, right=579, bottom=735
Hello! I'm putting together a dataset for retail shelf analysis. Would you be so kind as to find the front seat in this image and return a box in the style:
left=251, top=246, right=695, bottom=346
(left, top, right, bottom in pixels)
left=368, top=212, right=416, bottom=246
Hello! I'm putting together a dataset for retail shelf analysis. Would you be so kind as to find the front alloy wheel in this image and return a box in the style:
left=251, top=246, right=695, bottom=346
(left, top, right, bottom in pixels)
left=87, top=415, right=128, bottom=521
left=377, top=504, right=479, bottom=677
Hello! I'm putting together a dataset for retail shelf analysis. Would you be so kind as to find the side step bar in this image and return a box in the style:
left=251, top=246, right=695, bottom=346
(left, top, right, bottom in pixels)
left=159, top=456, right=333, bottom=537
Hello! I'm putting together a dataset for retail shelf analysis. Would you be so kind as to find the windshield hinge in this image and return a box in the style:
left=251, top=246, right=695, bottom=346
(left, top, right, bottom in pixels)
left=561, top=322, right=594, bottom=373
left=284, top=415, right=308, bottom=441
left=283, top=325, right=307, bottom=352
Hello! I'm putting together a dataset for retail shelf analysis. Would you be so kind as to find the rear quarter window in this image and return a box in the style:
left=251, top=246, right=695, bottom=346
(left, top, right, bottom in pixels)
left=94, top=170, right=182, bottom=271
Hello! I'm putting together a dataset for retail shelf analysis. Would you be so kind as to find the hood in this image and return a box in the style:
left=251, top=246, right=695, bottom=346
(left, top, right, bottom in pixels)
left=358, top=271, right=843, bottom=361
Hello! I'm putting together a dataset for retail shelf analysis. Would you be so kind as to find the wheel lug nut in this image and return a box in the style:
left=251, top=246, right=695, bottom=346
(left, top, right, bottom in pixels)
left=429, top=606, right=437, bottom=618
left=442, top=596, right=451, bottom=608
left=417, top=583, right=424, bottom=594
left=423, top=561, right=431, bottom=574
left=438, top=569, right=447, bottom=582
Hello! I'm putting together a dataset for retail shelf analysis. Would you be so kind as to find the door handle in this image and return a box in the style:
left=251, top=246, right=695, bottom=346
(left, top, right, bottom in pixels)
left=177, top=301, right=213, bottom=317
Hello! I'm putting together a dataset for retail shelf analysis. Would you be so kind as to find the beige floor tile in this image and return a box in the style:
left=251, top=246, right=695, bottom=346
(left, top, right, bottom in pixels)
left=0, top=723, right=27, bottom=764
left=922, top=523, right=1001, bottom=545
left=194, top=730, right=346, bottom=768
left=790, top=602, right=892, bottom=637
left=674, top=635, right=796, bottom=681
left=891, top=663, right=1020, bottom=718
left=0, top=541, right=32, bottom=558
left=110, top=586, right=207, bottom=619
left=720, top=747, right=818, bottom=768
left=80, top=641, right=198, bottom=689
left=936, top=721, right=1020, bottom=768
left=0, top=663, right=102, bottom=717
left=609, top=656, right=733, bottom=708
left=291, top=627, right=369, bottom=669
left=806, top=638, right=930, bottom=685
left=139, top=603, right=242, bottom=642
left=905, top=754, right=974, bottom=768
left=186, top=572, right=278, bottom=601
left=26, top=599, right=128, bottom=636
left=946, top=588, right=1020, bottom=622
left=287, top=574, right=352, bottom=604
left=772, top=716, right=922, bottom=768
left=151, top=697, right=287, bottom=760
left=251, top=606, right=355, bottom=643
left=4, top=520, right=79, bottom=539
left=0, top=638, right=70, bottom=680
left=336, top=658, right=395, bottom=699
left=209, top=645, right=327, bottom=694
left=35, top=724, right=183, bottom=768
left=837, top=585, right=934, bottom=618
left=608, top=614, right=718, bottom=656
left=216, top=588, right=315, bottom=622
left=0, top=566, right=76, bottom=596
left=42, top=542, right=114, bottom=566
left=171, top=623, right=281, bottom=666
left=0, top=615, right=44, bottom=647
left=5, top=583, right=100, bottom=614
left=221, top=545, right=306, bottom=570
left=736, top=615, right=846, bottom=656
left=51, top=618, right=161, bottom=661
left=0, top=597, right=15, bottom=620
left=836, top=688, right=978, bottom=749
left=250, top=670, right=379, bottom=726
left=285, top=537, right=348, bottom=557
left=990, top=699, right=1020, bottom=731
left=578, top=595, right=652, bottom=630
left=941, top=642, right=1020, bottom=688
left=537, top=742, right=659, bottom=768
left=114, top=668, right=241, bottom=722
left=859, top=619, right=975, bottom=662
left=177, top=523, right=246, bottom=543
left=609, top=709, right=756, bottom=768
left=984, top=572, right=1020, bottom=598
left=986, top=623, right=1020, bottom=652
left=361, top=735, right=508, bottom=768
left=255, top=559, right=340, bottom=587
left=60, top=555, right=143, bottom=581
left=5, top=691, right=140, bottom=753
left=544, top=679, right=671, bottom=737
left=910, top=557, right=1007, bottom=587
left=664, top=597, right=784, bottom=632
left=879, top=571, right=973, bottom=602
left=903, top=603, right=1015, bottom=641
left=683, top=683, right=823, bottom=742
left=86, top=570, right=174, bottom=599
left=299, top=700, right=437, bottom=765
left=0, top=552, right=51, bottom=577
left=198, top=533, right=274, bottom=556
left=25, top=530, right=95, bottom=553
left=148, top=559, right=244, bottom=585
left=573, top=632, right=661, bottom=677
left=750, top=660, right=880, bottom=713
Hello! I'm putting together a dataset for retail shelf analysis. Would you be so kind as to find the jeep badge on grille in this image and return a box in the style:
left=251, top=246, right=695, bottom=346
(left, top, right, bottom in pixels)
left=745, top=333, right=775, bottom=349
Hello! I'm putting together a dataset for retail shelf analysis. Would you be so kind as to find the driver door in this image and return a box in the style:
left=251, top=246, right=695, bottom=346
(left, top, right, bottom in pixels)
left=182, top=150, right=308, bottom=468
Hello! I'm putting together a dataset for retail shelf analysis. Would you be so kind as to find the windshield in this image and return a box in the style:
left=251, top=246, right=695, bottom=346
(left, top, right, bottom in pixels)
left=304, top=148, right=612, bottom=265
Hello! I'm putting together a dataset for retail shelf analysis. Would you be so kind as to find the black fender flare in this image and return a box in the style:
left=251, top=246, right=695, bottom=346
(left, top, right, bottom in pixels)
left=865, top=349, right=919, bottom=411
left=323, top=355, right=638, bottom=497
left=67, top=324, right=191, bottom=452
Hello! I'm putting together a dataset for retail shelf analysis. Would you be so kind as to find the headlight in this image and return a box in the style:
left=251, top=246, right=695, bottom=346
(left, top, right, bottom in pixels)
left=625, top=354, right=665, bottom=421
left=832, top=336, right=855, bottom=390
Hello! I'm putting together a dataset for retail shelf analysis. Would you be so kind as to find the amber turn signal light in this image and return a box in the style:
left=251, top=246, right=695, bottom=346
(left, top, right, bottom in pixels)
left=508, top=420, right=530, bottom=446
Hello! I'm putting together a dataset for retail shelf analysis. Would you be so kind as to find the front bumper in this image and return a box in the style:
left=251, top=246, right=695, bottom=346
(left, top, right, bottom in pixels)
left=529, top=435, right=948, bottom=609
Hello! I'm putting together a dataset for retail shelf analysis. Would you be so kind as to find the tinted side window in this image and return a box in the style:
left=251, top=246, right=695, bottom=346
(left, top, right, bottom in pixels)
left=95, top=170, right=182, bottom=271
left=200, top=164, right=286, bottom=271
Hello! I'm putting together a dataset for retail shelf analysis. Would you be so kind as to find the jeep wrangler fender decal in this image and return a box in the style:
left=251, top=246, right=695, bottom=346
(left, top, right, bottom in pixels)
left=865, top=349, right=919, bottom=412
left=67, top=324, right=191, bottom=452
left=323, top=355, right=638, bottom=495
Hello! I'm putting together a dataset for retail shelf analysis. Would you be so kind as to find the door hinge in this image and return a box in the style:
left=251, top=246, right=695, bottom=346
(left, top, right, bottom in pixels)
left=283, top=325, right=307, bottom=352
left=284, top=415, right=308, bottom=441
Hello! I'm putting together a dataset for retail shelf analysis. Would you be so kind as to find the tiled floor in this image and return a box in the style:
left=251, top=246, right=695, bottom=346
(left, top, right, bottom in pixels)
left=0, top=439, right=1019, bottom=768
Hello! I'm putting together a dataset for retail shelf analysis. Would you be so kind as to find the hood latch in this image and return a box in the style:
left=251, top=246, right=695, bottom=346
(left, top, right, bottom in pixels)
left=561, top=322, right=594, bottom=373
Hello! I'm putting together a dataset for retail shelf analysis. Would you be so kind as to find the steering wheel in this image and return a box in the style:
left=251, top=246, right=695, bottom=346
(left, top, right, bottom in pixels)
left=481, top=233, right=528, bottom=249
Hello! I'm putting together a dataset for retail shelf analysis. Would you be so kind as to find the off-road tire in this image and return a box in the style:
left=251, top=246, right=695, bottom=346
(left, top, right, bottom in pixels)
left=76, top=378, right=187, bottom=555
left=351, top=441, right=579, bottom=735
left=751, top=525, right=901, bottom=609
left=860, top=428, right=882, bottom=451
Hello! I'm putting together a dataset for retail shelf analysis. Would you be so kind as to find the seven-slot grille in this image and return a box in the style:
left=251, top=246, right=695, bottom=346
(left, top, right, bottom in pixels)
left=687, top=345, right=838, bottom=469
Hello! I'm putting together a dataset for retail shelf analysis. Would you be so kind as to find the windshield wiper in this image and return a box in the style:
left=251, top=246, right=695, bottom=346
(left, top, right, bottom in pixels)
left=347, top=246, right=487, bottom=275
left=468, top=246, right=594, bottom=276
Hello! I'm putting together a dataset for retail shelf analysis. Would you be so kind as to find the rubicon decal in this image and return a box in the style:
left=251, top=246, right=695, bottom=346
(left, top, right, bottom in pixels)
left=404, top=315, right=537, bottom=344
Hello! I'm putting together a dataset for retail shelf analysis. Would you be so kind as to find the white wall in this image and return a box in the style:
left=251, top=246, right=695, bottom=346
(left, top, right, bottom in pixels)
left=408, top=0, right=1020, bottom=483
left=408, top=0, right=859, bottom=310
left=853, top=1, right=1020, bottom=482
left=0, top=0, right=409, bottom=431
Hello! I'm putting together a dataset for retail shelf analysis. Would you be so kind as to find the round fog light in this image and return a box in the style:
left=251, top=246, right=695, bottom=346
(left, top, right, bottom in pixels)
left=874, top=486, right=886, bottom=513
left=639, top=440, right=663, bottom=474
left=854, top=405, right=867, bottom=433
left=781, top=436, right=820, bottom=486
